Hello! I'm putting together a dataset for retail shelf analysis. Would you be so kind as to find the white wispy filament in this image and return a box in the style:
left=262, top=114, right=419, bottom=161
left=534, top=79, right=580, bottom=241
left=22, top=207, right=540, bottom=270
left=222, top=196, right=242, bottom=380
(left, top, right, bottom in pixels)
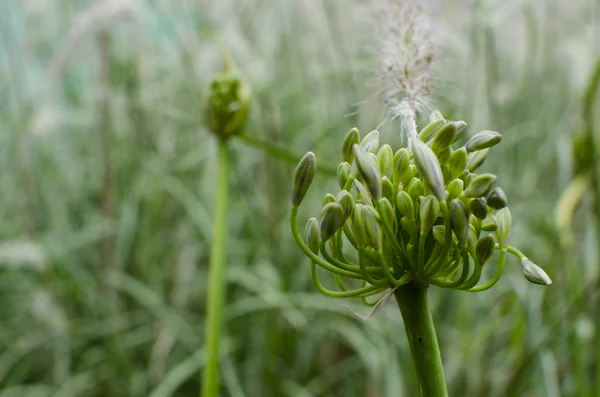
left=375, top=0, right=434, bottom=141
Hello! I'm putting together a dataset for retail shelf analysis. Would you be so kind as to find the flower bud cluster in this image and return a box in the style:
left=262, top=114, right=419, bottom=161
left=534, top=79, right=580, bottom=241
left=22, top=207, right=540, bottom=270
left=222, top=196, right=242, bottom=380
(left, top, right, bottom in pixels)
left=290, top=112, right=551, bottom=300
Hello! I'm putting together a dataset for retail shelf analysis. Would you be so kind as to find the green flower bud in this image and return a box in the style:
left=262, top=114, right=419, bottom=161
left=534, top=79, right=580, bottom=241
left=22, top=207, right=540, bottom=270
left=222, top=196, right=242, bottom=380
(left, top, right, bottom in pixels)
left=352, top=204, right=367, bottom=246
left=381, top=176, right=394, bottom=202
left=418, top=119, right=445, bottom=143
left=469, top=214, right=481, bottom=234
left=465, top=172, right=476, bottom=186
left=305, top=217, right=320, bottom=254
left=362, top=206, right=382, bottom=251
left=446, top=179, right=464, bottom=202
left=495, top=207, right=511, bottom=248
left=402, top=165, right=417, bottom=186
left=407, top=178, right=424, bottom=199
left=396, top=191, right=415, bottom=218
left=481, top=214, right=497, bottom=232
left=451, top=121, right=467, bottom=143
left=429, top=110, right=445, bottom=123
left=410, top=138, right=447, bottom=201
left=465, top=130, right=502, bottom=153
left=401, top=217, right=417, bottom=236
left=323, top=193, right=336, bottom=206
left=420, top=195, right=440, bottom=235
left=438, top=147, right=451, bottom=165
left=204, top=68, right=251, bottom=140
left=342, top=128, right=360, bottom=163
left=353, top=180, right=374, bottom=207
left=475, top=234, right=496, bottom=266
left=448, top=148, right=468, bottom=179
left=393, top=148, right=410, bottom=185
left=430, top=122, right=457, bottom=154
left=379, top=197, right=395, bottom=225
left=359, top=130, right=380, bottom=154
left=320, top=203, right=345, bottom=242
left=466, top=149, right=490, bottom=172
left=291, top=152, right=317, bottom=207
left=433, top=225, right=446, bottom=244
left=463, top=173, right=497, bottom=198
left=487, top=187, right=508, bottom=209
left=470, top=197, right=488, bottom=219
left=467, top=224, right=478, bottom=258
left=377, top=144, right=393, bottom=175
left=450, top=199, right=469, bottom=246
left=336, top=190, right=354, bottom=220
left=353, top=145, right=382, bottom=200
left=337, top=162, right=351, bottom=190
left=521, top=258, right=552, bottom=285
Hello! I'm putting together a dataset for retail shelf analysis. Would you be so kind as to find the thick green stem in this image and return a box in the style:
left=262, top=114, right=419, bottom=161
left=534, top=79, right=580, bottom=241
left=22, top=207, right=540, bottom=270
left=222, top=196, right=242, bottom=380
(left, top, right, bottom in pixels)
left=202, top=141, right=230, bottom=397
left=394, top=283, right=448, bottom=397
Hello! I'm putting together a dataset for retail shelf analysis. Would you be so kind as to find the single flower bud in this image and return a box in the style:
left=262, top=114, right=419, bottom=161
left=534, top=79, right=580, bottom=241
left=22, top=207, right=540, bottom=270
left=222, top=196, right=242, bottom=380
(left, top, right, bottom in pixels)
left=353, top=144, right=382, bottom=200
left=401, top=217, right=417, bottom=235
left=450, top=199, right=469, bottom=246
left=393, top=148, right=410, bottom=185
left=420, top=195, right=440, bottom=235
left=467, top=224, right=478, bottom=259
left=396, top=191, right=415, bottom=218
left=481, top=214, right=497, bottom=232
left=362, top=205, right=382, bottom=251
left=448, top=148, right=468, bottom=180
left=320, top=203, right=345, bottom=242
left=521, top=258, right=552, bottom=285
left=475, top=234, right=496, bottom=266
left=446, top=179, right=464, bottom=202
left=377, top=144, right=393, bottom=175
left=352, top=204, right=367, bottom=246
left=430, top=122, right=457, bottom=154
left=379, top=197, right=395, bottom=225
left=437, top=147, right=451, bottom=165
left=465, top=172, right=477, bottom=186
left=433, top=225, right=446, bottom=244
left=418, top=119, right=445, bottom=142
left=204, top=68, right=251, bottom=140
left=323, top=193, right=336, bottom=206
left=359, top=130, right=380, bottom=154
left=410, top=138, right=447, bottom=201
left=402, top=165, right=417, bottom=186
left=342, top=128, right=360, bottom=163
left=495, top=207, right=511, bottom=248
left=381, top=176, right=394, bottom=202
left=451, top=121, right=467, bottom=143
left=487, top=187, right=508, bottom=209
left=469, top=214, right=481, bottom=234
left=337, top=162, right=351, bottom=189
left=463, top=173, right=497, bottom=198
left=466, top=149, right=490, bottom=172
left=291, top=152, right=317, bottom=207
left=407, top=177, right=424, bottom=199
left=470, top=197, right=488, bottom=219
left=336, top=190, right=354, bottom=220
left=465, top=130, right=502, bottom=153
left=305, top=217, right=320, bottom=254
left=353, top=179, right=374, bottom=207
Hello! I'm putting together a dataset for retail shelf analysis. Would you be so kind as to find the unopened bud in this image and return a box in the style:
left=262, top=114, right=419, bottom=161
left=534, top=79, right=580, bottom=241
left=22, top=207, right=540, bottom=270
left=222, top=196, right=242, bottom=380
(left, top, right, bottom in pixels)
left=481, top=214, right=497, bottom=232
left=407, top=177, right=424, bottom=199
left=470, top=197, right=488, bottom=219
left=466, top=149, right=490, bottom=172
left=463, top=173, right=497, bottom=198
left=476, top=234, right=496, bottom=266
left=420, top=195, right=440, bottom=235
left=342, top=128, right=360, bottom=163
left=323, top=193, right=336, bottom=206
left=362, top=206, right=382, bottom=251
left=320, top=203, right=345, bottom=242
left=430, top=122, right=456, bottom=154
left=451, top=121, right=467, bottom=143
left=433, top=225, right=446, bottom=244
left=360, top=130, right=380, bottom=154
left=337, top=162, right=351, bottom=189
left=336, top=190, right=354, bottom=220
left=446, top=179, right=464, bottom=202
left=402, top=165, right=417, bottom=186
left=393, top=148, right=410, bottom=185
left=495, top=207, right=511, bottom=248
left=487, top=187, right=508, bottom=209
left=438, top=147, right=451, bottom=165
left=448, top=148, right=468, bottom=179
left=353, top=145, right=382, bottom=200
left=379, top=197, right=395, bottom=224
left=418, top=119, right=445, bottom=143
left=450, top=199, right=469, bottom=246
left=522, top=258, right=552, bottom=285
left=410, top=138, right=447, bottom=201
left=396, top=191, right=415, bottom=218
left=381, top=176, right=394, bottom=202
left=377, top=144, right=393, bottom=175
left=352, top=204, right=367, bottom=246
left=467, top=224, right=478, bottom=258
left=305, top=217, right=320, bottom=254
left=465, top=131, right=502, bottom=153
left=292, top=152, right=317, bottom=207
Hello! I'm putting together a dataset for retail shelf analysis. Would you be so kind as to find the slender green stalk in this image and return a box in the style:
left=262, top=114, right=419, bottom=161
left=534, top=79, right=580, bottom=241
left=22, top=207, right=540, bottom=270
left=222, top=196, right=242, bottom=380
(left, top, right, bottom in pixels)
left=394, top=283, right=448, bottom=397
left=202, top=141, right=230, bottom=397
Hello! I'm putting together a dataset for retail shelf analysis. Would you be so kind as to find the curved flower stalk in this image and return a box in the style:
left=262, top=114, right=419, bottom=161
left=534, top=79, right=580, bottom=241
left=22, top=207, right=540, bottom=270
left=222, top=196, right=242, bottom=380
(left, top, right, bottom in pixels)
left=289, top=113, right=551, bottom=396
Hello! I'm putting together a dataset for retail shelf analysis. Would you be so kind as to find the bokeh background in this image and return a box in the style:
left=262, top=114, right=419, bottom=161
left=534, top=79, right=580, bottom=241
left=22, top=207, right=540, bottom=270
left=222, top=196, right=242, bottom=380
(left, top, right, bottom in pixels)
left=1, top=0, right=600, bottom=396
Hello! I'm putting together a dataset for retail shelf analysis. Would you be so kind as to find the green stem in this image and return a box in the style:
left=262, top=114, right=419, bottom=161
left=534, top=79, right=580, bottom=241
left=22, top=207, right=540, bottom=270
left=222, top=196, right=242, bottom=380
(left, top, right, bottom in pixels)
left=394, top=283, right=448, bottom=397
left=202, top=141, right=230, bottom=397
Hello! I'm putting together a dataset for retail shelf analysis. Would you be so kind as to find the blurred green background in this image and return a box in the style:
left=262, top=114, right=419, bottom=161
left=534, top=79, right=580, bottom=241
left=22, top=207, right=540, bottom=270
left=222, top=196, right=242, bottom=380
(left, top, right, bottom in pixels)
left=1, top=0, right=600, bottom=396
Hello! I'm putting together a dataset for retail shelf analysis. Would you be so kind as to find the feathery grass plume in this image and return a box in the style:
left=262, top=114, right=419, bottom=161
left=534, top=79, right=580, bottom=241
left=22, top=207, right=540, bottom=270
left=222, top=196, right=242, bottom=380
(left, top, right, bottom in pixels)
left=375, top=0, right=434, bottom=141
